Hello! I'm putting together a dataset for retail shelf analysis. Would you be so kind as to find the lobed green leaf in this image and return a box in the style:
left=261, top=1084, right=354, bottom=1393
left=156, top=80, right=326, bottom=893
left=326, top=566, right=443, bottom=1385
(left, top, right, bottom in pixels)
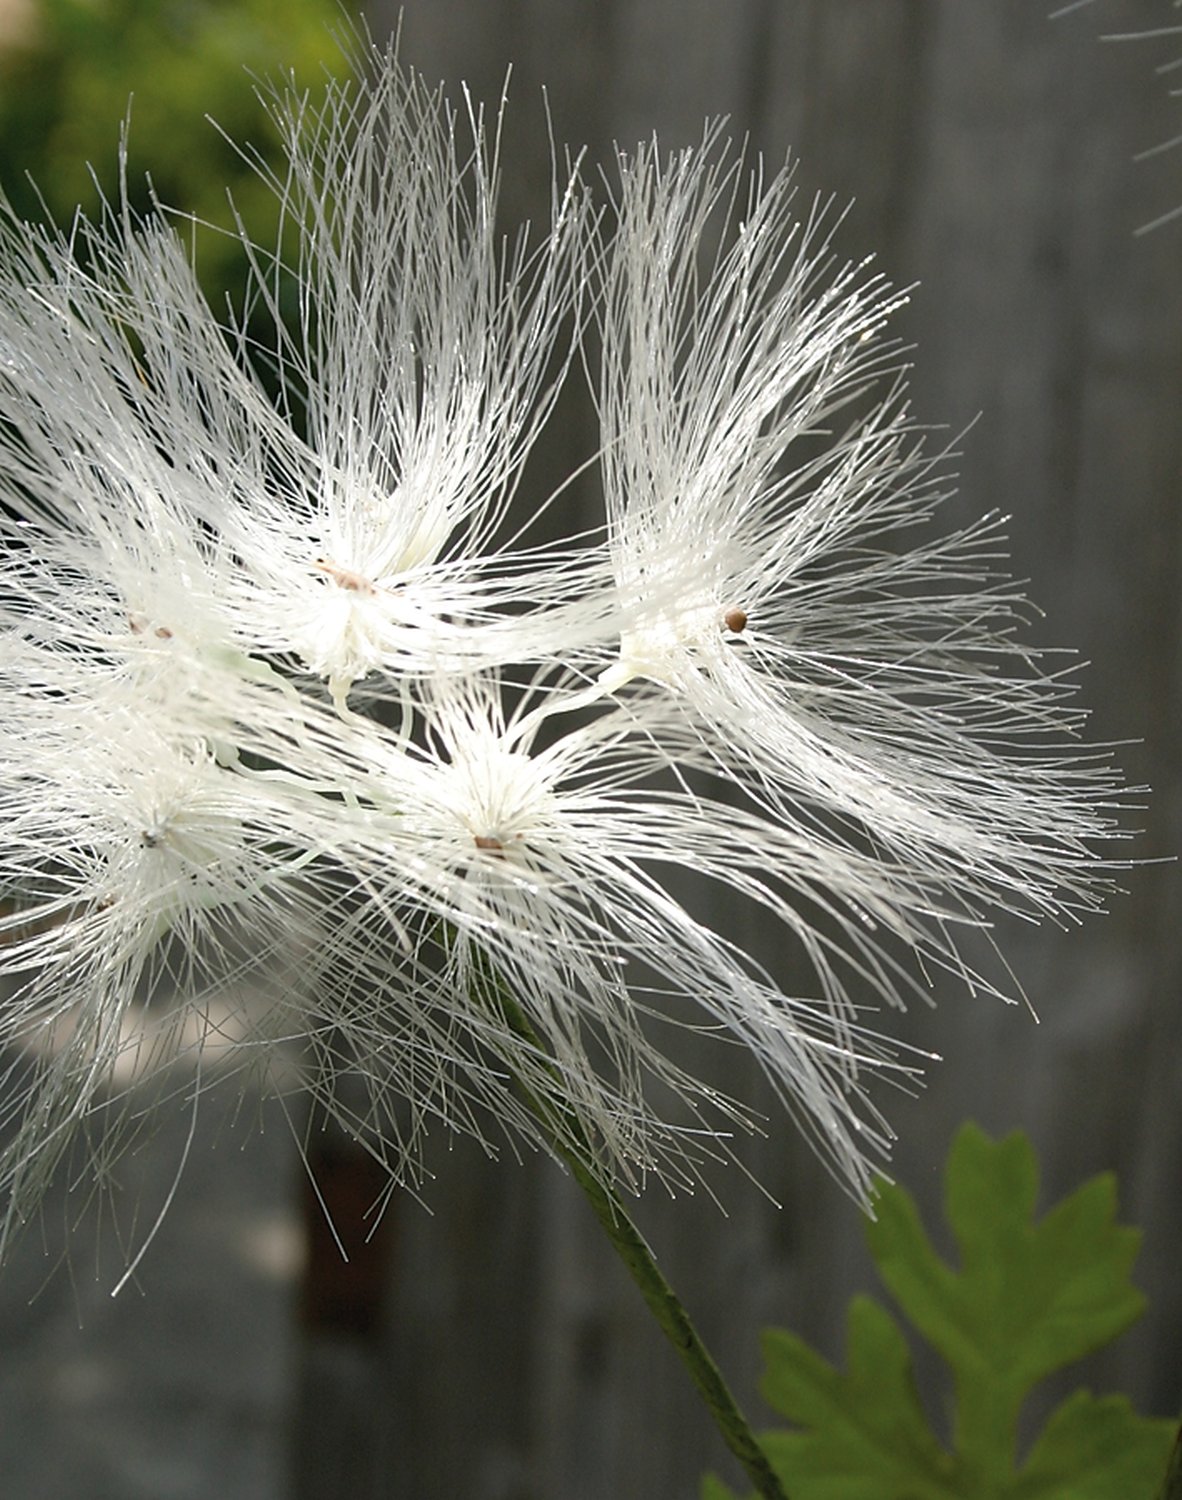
left=707, top=1124, right=1174, bottom=1500
left=866, top=1124, right=1145, bottom=1404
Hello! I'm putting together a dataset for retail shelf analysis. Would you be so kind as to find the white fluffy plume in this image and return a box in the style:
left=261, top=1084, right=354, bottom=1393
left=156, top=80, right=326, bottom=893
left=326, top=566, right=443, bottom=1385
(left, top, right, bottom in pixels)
left=0, top=35, right=1132, bottom=1260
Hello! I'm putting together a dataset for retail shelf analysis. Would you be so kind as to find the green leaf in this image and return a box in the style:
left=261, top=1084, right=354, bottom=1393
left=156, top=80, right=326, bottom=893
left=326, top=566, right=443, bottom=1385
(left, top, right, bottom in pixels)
left=865, top=1124, right=1146, bottom=1480
left=870, top=1125, right=1144, bottom=1390
left=1012, top=1392, right=1176, bottom=1500
left=757, top=1298, right=956, bottom=1499
left=716, top=1123, right=1173, bottom=1500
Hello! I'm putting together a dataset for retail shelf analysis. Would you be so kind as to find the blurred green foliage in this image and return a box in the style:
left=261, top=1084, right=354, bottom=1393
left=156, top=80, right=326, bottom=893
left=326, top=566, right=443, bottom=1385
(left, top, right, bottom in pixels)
left=0, top=0, right=355, bottom=303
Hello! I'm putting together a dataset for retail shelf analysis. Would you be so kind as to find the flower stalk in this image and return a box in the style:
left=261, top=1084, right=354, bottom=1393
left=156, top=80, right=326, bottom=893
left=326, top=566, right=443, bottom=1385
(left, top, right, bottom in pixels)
left=471, top=952, right=789, bottom=1500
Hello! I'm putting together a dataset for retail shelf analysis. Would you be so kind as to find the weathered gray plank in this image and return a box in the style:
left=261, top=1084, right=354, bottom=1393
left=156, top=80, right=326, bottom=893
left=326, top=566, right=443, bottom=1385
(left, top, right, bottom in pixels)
left=358, top=3, right=1182, bottom=1496
left=2, top=5, right=1173, bottom=1498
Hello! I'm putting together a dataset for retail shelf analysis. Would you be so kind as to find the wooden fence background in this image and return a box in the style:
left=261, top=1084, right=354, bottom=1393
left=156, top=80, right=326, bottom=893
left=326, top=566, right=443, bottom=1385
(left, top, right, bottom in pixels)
left=360, top=2, right=1182, bottom=1496
left=0, top=4, right=1178, bottom=1499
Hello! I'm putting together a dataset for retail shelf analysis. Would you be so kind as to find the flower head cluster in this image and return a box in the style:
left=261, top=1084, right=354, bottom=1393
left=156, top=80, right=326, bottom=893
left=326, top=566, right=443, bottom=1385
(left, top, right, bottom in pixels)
left=0, top=38, right=1129, bottom=1256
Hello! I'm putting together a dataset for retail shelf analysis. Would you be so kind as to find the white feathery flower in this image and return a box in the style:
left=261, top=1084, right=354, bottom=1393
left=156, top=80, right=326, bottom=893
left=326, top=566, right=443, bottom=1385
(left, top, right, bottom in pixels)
left=0, top=39, right=1134, bottom=1259
left=0, top=210, right=301, bottom=751
left=57, top=44, right=593, bottom=704
left=0, top=35, right=601, bottom=1251
left=0, top=689, right=304, bottom=1245
left=0, top=639, right=469, bottom=1255
left=596, top=135, right=1128, bottom=937
left=324, top=668, right=949, bottom=1195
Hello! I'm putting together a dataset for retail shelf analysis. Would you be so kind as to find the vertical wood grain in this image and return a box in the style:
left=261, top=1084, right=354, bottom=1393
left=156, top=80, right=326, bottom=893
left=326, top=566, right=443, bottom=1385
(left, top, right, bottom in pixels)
left=352, top=4, right=1182, bottom=1494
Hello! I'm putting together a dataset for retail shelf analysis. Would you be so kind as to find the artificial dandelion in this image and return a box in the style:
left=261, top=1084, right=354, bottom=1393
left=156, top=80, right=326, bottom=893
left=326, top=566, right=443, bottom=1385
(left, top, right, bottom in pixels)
left=0, top=30, right=1132, bottom=1421
left=0, top=34, right=1137, bottom=1497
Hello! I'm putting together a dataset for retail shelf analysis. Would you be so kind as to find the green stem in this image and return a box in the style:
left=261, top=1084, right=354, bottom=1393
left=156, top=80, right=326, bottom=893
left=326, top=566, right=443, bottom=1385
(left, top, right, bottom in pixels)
left=556, top=1129, right=789, bottom=1500
left=480, top=969, right=790, bottom=1500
